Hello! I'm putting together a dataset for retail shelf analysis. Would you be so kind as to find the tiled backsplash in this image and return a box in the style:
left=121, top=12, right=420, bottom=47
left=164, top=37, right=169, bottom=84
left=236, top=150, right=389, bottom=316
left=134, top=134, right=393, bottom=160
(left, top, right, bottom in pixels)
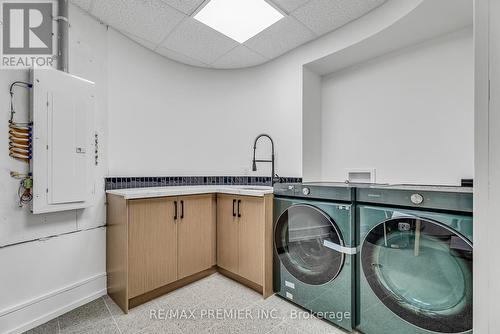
left=105, top=176, right=302, bottom=190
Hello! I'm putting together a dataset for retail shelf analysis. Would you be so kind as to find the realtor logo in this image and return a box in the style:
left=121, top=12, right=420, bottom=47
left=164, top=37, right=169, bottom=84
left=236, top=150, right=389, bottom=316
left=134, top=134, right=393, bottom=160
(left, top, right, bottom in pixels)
left=1, top=1, right=55, bottom=68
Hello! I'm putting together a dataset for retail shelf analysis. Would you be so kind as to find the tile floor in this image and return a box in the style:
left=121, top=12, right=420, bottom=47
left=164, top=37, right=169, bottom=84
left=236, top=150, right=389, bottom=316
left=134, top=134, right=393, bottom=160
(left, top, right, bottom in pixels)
left=26, top=273, right=352, bottom=334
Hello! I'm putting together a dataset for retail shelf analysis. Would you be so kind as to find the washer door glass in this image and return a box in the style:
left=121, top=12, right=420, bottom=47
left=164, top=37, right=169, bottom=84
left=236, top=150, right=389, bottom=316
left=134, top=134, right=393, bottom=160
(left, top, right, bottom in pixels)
left=275, top=204, right=345, bottom=285
left=362, top=217, right=472, bottom=333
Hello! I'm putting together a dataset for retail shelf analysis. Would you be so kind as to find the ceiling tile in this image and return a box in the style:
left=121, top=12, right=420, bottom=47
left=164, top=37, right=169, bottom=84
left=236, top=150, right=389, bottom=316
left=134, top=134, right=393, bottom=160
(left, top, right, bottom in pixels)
left=78, top=0, right=388, bottom=69
left=292, top=0, right=387, bottom=36
left=124, top=32, right=159, bottom=50
left=161, top=18, right=239, bottom=65
left=157, top=46, right=211, bottom=68
left=211, top=45, right=268, bottom=69
left=160, top=0, right=206, bottom=15
left=92, top=0, right=185, bottom=44
left=70, top=0, right=94, bottom=11
left=244, top=16, right=315, bottom=59
left=270, top=0, right=310, bottom=13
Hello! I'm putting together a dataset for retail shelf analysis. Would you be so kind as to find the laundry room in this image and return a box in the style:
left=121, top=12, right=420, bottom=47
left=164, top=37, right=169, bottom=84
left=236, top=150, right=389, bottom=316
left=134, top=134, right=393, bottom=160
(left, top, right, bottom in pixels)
left=0, top=0, right=498, bottom=334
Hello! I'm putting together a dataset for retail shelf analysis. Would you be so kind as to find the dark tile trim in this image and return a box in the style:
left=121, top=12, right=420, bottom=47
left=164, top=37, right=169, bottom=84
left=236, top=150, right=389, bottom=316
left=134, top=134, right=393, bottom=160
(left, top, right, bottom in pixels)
left=105, top=176, right=302, bottom=190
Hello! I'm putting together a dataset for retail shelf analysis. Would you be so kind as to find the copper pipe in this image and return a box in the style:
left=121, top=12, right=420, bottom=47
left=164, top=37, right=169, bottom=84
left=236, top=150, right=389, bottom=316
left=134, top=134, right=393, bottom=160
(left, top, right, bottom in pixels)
left=8, top=123, right=31, bottom=164
left=8, top=126, right=30, bottom=133
left=9, top=153, right=29, bottom=163
left=10, top=148, right=29, bottom=155
left=10, top=138, right=30, bottom=145
left=9, top=130, right=30, bottom=139
left=10, top=143, right=30, bottom=150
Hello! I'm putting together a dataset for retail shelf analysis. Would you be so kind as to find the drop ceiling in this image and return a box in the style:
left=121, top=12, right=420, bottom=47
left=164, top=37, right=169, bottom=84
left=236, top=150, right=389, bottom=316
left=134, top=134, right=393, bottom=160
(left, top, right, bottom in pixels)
left=71, top=0, right=388, bottom=69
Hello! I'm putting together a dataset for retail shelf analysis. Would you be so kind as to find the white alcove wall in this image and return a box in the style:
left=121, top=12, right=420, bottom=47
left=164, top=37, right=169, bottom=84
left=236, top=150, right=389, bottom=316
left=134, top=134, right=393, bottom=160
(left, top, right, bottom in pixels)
left=303, top=0, right=473, bottom=185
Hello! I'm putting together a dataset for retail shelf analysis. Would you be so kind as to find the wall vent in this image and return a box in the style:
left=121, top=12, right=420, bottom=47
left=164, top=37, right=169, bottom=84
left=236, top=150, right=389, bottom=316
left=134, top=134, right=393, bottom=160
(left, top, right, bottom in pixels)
left=346, top=169, right=376, bottom=183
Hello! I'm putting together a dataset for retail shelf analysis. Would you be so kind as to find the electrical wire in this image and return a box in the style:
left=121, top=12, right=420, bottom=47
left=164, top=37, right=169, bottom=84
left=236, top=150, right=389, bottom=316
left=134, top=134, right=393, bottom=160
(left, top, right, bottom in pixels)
left=18, top=179, right=33, bottom=207
left=9, top=81, right=32, bottom=124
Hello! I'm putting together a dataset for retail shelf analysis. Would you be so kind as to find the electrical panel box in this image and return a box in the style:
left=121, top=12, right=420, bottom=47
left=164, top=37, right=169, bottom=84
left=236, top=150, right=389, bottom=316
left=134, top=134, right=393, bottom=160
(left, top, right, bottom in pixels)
left=30, top=69, right=96, bottom=214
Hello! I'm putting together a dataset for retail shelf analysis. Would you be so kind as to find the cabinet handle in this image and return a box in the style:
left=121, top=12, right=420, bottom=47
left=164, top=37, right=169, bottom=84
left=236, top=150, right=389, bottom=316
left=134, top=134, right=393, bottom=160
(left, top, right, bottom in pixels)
left=233, top=199, right=236, bottom=217
left=237, top=200, right=241, bottom=218
left=174, top=201, right=177, bottom=220
left=181, top=200, right=184, bottom=219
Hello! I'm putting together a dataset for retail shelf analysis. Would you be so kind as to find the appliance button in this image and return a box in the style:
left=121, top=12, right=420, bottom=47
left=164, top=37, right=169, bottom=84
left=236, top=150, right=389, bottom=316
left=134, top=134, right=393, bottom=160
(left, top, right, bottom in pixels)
left=410, top=193, right=424, bottom=205
left=302, top=187, right=310, bottom=195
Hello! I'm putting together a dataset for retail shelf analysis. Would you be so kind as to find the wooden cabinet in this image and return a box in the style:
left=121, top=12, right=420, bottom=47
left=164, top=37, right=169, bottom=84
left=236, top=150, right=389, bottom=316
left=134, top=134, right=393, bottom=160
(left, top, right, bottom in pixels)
left=216, top=195, right=239, bottom=273
left=128, top=198, right=178, bottom=298
left=178, top=195, right=216, bottom=279
left=107, top=193, right=216, bottom=313
left=238, top=197, right=265, bottom=285
left=216, top=194, right=273, bottom=297
left=107, top=191, right=272, bottom=313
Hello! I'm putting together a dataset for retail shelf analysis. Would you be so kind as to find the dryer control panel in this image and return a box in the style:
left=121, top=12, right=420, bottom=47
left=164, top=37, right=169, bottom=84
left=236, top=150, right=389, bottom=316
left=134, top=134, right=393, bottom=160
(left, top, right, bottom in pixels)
left=273, top=183, right=354, bottom=202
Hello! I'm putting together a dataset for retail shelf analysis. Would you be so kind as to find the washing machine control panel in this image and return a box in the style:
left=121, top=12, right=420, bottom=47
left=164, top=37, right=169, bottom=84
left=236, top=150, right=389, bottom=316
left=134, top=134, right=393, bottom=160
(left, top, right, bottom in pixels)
left=410, top=193, right=424, bottom=205
left=302, top=187, right=311, bottom=195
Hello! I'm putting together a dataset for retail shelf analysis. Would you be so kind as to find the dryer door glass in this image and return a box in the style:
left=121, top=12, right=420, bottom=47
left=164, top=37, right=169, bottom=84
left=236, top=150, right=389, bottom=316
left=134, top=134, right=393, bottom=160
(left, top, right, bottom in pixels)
left=361, top=217, right=472, bottom=333
left=275, top=204, right=345, bottom=285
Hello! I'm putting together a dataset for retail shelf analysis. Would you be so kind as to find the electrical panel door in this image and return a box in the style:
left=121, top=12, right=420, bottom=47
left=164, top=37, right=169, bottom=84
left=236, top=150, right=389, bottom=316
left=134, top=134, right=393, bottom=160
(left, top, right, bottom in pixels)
left=31, top=69, right=95, bottom=214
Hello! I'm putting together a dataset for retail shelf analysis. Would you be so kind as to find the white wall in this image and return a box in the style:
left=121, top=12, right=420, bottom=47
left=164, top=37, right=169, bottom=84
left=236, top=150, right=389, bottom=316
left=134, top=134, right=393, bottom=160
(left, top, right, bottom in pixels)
left=107, top=29, right=302, bottom=178
left=302, top=68, right=322, bottom=180
left=319, top=28, right=473, bottom=185
left=0, top=6, right=108, bottom=333
left=474, top=0, right=500, bottom=333
left=107, top=0, right=426, bottom=178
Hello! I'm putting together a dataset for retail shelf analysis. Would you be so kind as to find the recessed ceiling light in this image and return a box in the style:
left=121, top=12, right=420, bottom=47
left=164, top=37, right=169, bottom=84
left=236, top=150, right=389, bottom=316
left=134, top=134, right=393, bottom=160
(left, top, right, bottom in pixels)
left=193, top=0, right=284, bottom=43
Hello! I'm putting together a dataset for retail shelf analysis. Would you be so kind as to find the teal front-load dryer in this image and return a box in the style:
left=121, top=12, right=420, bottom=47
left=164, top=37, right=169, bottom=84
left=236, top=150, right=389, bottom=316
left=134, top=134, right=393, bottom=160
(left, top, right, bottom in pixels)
left=273, top=183, right=358, bottom=332
left=356, top=185, right=473, bottom=334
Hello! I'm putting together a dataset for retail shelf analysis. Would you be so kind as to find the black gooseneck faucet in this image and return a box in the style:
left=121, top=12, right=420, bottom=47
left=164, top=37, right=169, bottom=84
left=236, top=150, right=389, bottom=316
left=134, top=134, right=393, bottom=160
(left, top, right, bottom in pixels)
left=252, top=134, right=280, bottom=185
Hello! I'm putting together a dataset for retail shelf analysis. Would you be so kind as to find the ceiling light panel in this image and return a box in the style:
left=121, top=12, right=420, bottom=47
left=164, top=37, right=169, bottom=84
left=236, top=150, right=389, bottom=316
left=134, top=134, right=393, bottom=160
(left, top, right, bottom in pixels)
left=194, top=0, right=284, bottom=43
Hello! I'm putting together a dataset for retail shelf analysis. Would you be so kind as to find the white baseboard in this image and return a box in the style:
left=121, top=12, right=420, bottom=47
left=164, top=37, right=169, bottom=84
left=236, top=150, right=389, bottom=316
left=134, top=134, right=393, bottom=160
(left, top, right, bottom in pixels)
left=0, top=273, right=107, bottom=334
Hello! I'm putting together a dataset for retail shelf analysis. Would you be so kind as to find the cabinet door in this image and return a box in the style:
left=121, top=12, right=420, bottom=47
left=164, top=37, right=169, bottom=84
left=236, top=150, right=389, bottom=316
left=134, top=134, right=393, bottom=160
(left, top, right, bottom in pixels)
left=128, top=198, right=178, bottom=298
left=217, top=194, right=239, bottom=273
left=178, top=194, right=215, bottom=279
left=238, top=196, right=265, bottom=285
